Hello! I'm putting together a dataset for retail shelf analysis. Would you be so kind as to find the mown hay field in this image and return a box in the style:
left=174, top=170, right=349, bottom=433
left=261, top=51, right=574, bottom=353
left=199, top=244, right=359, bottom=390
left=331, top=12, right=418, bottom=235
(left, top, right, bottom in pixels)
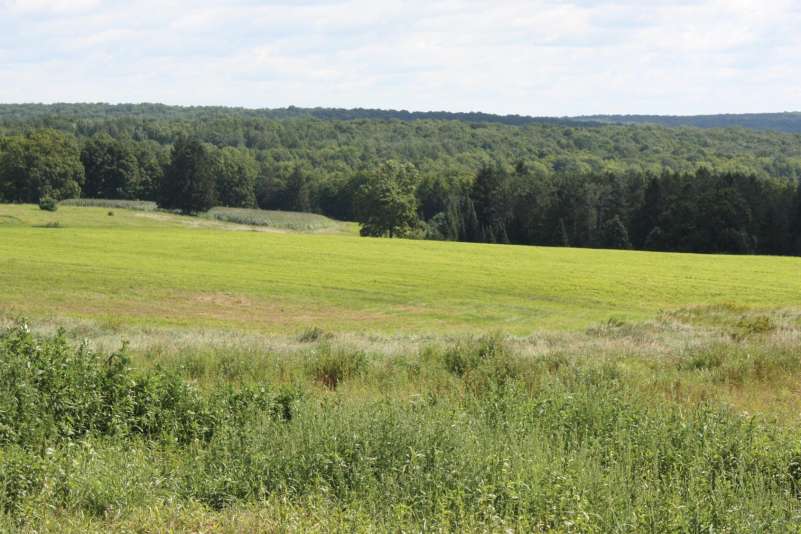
left=1, top=204, right=800, bottom=334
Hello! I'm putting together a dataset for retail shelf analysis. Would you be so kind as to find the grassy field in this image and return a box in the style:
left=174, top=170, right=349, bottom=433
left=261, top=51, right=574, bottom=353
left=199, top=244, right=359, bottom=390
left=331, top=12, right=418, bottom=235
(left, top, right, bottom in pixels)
left=2, top=203, right=801, bottom=532
left=1, top=203, right=800, bottom=335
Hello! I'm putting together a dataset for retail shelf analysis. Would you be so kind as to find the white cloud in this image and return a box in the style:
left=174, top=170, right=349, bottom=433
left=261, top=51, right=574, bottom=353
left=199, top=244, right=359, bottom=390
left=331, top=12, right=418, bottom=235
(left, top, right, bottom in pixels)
left=0, top=0, right=799, bottom=114
left=2, top=0, right=100, bottom=14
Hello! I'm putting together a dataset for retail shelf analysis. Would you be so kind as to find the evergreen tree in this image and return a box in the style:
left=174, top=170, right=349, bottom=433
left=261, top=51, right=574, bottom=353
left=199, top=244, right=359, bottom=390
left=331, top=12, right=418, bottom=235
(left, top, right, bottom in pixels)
left=159, top=136, right=216, bottom=214
left=558, top=218, right=570, bottom=247
left=791, top=180, right=801, bottom=254
left=470, top=163, right=512, bottom=242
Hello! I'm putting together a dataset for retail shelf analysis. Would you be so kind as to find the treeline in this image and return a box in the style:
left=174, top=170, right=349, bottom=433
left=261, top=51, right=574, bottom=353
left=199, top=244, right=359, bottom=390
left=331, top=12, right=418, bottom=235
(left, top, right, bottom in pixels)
left=0, top=109, right=800, bottom=255
left=6, top=104, right=801, bottom=133
left=578, top=112, right=801, bottom=134
left=423, top=164, right=801, bottom=255
left=0, top=103, right=586, bottom=127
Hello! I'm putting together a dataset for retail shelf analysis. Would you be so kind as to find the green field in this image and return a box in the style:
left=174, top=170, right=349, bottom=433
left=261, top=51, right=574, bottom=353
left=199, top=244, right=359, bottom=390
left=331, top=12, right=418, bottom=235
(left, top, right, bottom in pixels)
left=1, top=203, right=800, bottom=335
left=3, top=203, right=801, bottom=532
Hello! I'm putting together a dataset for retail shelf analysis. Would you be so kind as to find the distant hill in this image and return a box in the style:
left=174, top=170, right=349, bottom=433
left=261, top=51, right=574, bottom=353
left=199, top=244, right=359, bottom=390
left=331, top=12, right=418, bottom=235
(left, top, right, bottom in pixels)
left=0, top=103, right=588, bottom=127
left=574, top=113, right=801, bottom=134
left=2, top=104, right=801, bottom=133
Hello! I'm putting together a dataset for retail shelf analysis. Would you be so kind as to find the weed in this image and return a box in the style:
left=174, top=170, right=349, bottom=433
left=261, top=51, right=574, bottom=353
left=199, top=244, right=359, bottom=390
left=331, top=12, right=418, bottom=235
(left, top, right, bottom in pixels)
left=297, top=326, right=332, bottom=343
left=733, top=315, right=776, bottom=341
left=306, top=344, right=367, bottom=389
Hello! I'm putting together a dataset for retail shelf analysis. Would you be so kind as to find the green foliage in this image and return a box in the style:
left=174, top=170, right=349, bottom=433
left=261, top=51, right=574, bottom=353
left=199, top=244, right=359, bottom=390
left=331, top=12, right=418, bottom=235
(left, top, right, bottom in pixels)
left=159, top=136, right=216, bottom=214
left=0, top=322, right=287, bottom=451
left=442, top=334, right=520, bottom=392
left=3, top=323, right=801, bottom=530
left=470, top=162, right=512, bottom=243
left=2, top=105, right=801, bottom=255
left=210, top=146, right=257, bottom=208
left=80, top=133, right=141, bottom=199
left=601, top=215, right=632, bottom=249
left=0, top=129, right=84, bottom=202
left=37, top=195, right=57, bottom=211
left=356, top=160, right=421, bottom=238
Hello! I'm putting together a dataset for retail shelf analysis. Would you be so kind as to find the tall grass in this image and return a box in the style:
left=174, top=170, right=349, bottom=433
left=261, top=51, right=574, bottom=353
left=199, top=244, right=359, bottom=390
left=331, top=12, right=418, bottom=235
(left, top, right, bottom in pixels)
left=59, top=198, right=158, bottom=211
left=2, top=323, right=801, bottom=531
left=203, top=207, right=341, bottom=231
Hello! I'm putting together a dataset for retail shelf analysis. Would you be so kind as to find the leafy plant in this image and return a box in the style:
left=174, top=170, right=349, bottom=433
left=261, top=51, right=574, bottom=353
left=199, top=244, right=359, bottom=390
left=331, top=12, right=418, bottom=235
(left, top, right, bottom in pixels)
left=38, top=196, right=57, bottom=211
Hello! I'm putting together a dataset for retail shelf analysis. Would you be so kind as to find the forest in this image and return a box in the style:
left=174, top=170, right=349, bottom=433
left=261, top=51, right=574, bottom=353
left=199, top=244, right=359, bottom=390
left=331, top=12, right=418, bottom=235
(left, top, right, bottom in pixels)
left=1, top=103, right=800, bottom=255
left=578, top=112, right=801, bottom=134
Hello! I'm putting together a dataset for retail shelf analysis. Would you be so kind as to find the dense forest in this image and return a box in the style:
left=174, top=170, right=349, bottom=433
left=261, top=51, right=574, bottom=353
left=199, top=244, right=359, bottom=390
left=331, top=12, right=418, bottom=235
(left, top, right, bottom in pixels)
left=1, top=104, right=800, bottom=255
left=4, top=104, right=801, bottom=132
left=577, top=112, right=801, bottom=134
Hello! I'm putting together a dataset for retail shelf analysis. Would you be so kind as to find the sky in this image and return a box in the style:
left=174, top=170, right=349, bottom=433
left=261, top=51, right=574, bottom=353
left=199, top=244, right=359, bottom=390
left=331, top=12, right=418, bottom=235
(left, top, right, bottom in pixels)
left=0, top=0, right=799, bottom=116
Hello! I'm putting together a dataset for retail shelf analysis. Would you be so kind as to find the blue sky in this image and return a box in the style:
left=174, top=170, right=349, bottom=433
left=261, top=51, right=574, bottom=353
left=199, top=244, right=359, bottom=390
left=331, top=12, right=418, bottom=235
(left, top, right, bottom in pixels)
left=0, top=0, right=799, bottom=116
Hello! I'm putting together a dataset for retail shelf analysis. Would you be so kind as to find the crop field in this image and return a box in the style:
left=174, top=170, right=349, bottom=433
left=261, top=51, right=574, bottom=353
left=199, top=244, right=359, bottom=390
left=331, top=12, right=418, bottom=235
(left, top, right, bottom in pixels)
left=2, top=203, right=801, bottom=532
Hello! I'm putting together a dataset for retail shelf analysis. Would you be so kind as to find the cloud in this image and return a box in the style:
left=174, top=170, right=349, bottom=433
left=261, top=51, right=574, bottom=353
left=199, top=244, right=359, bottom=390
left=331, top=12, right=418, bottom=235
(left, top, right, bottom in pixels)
left=0, top=0, right=798, bottom=115
left=2, top=0, right=100, bottom=14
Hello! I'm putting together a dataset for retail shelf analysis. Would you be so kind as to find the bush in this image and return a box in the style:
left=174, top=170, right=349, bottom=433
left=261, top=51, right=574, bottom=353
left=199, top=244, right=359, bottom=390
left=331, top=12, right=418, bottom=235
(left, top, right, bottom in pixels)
left=38, top=196, right=57, bottom=211
left=0, top=322, right=288, bottom=449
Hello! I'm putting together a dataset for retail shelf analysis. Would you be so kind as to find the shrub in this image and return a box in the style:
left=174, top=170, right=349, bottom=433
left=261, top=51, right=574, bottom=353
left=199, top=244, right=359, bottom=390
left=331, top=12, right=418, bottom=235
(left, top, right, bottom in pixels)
left=38, top=196, right=57, bottom=211
left=0, top=322, right=288, bottom=449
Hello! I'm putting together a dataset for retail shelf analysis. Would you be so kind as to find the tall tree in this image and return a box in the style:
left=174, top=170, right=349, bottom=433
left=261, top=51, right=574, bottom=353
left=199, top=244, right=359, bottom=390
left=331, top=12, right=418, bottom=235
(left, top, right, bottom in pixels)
left=211, top=146, right=257, bottom=208
left=631, top=177, right=663, bottom=248
left=159, top=136, right=216, bottom=214
left=470, top=162, right=512, bottom=243
left=0, top=130, right=84, bottom=202
left=81, top=133, right=141, bottom=199
left=355, top=160, right=420, bottom=238
left=601, top=215, right=632, bottom=249
left=791, top=180, right=801, bottom=254
left=284, top=163, right=313, bottom=212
